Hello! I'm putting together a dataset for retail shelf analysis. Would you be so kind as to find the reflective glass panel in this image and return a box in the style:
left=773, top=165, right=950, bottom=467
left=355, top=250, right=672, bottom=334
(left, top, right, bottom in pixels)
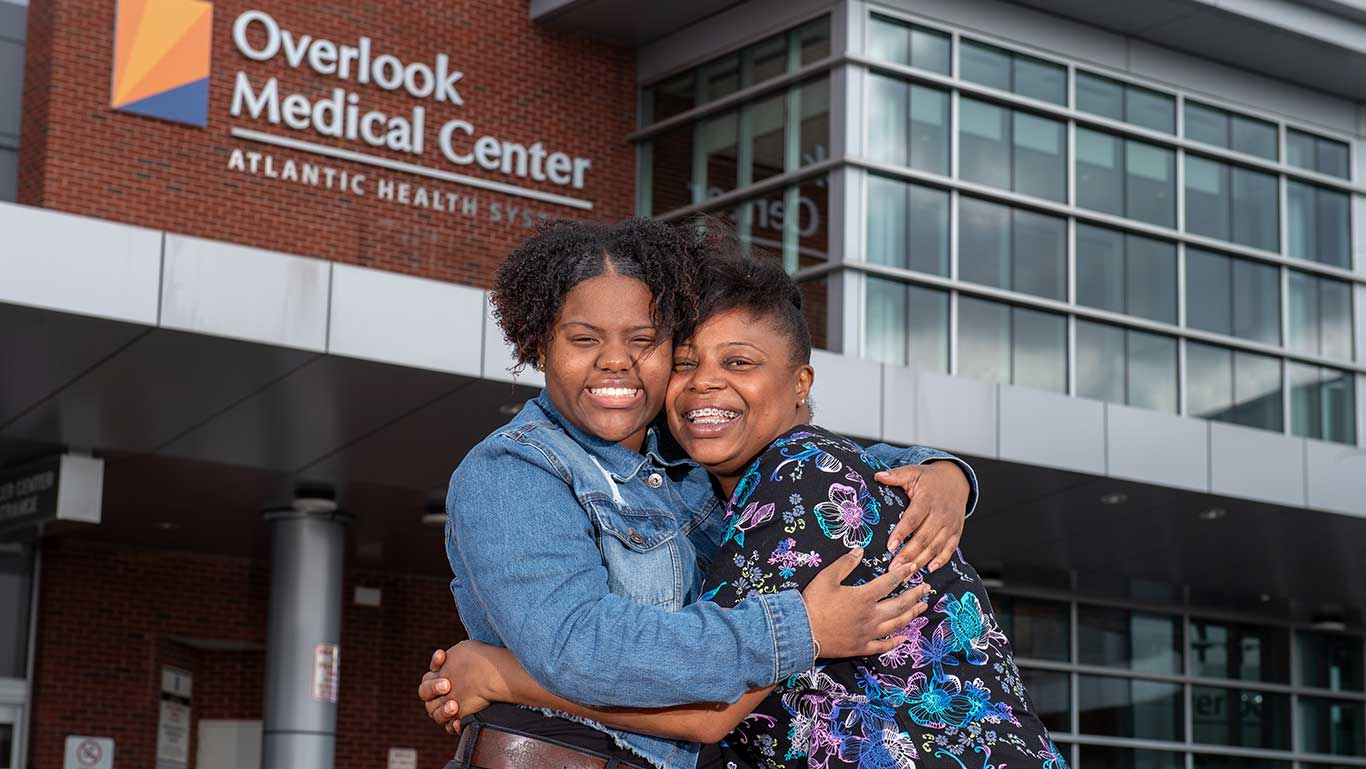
left=1126, top=234, right=1177, bottom=325
left=1230, top=257, right=1280, bottom=346
left=1321, top=369, right=1357, bottom=445
left=1298, top=632, right=1365, bottom=692
left=1127, top=85, right=1176, bottom=134
left=1079, top=605, right=1182, bottom=674
left=1287, top=129, right=1315, bottom=171
left=1020, top=668, right=1071, bottom=734
left=909, top=84, right=950, bottom=175
left=0, top=551, right=31, bottom=678
left=1231, top=166, right=1278, bottom=251
left=1128, top=329, right=1178, bottom=414
left=1079, top=675, right=1184, bottom=740
left=1288, top=128, right=1351, bottom=179
left=960, top=98, right=1010, bottom=190
left=1292, top=365, right=1358, bottom=445
left=1289, top=270, right=1322, bottom=356
left=1186, top=102, right=1229, bottom=148
left=1186, top=248, right=1234, bottom=337
left=743, top=34, right=788, bottom=88
left=1076, top=128, right=1123, bottom=217
left=1288, top=181, right=1351, bottom=268
left=1014, top=53, right=1066, bottom=105
left=798, top=78, right=830, bottom=168
left=1079, top=746, right=1183, bottom=769
left=1076, top=224, right=1125, bottom=314
left=797, top=17, right=831, bottom=65
left=699, top=53, right=740, bottom=101
left=1011, top=208, right=1066, bottom=300
left=1188, top=342, right=1235, bottom=422
left=1076, top=71, right=1124, bottom=121
left=1289, top=273, right=1354, bottom=360
left=993, top=595, right=1071, bottom=661
left=906, top=284, right=950, bottom=373
left=959, top=196, right=1010, bottom=290
left=1299, top=698, right=1365, bottom=756
left=646, top=71, right=696, bottom=124
left=1231, top=115, right=1278, bottom=161
left=1126, top=139, right=1175, bottom=227
left=648, top=124, right=696, bottom=214
left=698, top=111, right=739, bottom=198
left=1234, top=351, right=1283, bottom=431
left=960, top=40, right=1011, bottom=91
left=959, top=296, right=1011, bottom=385
left=867, top=277, right=908, bottom=366
left=746, top=95, right=786, bottom=185
left=868, top=75, right=909, bottom=167
left=1192, top=756, right=1291, bottom=769
left=1012, top=306, right=1067, bottom=392
left=867, top=14, right=950, bottom=74
left=866, top=176, right=949, bottom=275
left=1186, top=156, right=1230, bottom=242
left=1192, top=686, right=1291, bottom=749
left=1012, top=111, right=1066, bottom=202
left=1189, top=619, right=1290, bottom=683
left=1077, top=320, right=1126, bottom=405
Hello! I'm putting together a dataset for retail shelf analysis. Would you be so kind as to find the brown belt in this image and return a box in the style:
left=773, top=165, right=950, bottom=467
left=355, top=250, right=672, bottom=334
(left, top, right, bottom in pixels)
left=452, top=722, right=649, bottom=769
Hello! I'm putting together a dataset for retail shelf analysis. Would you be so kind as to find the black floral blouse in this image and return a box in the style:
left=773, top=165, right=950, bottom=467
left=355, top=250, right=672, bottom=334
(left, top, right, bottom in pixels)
left=701, top=425, right=1068, bottom=769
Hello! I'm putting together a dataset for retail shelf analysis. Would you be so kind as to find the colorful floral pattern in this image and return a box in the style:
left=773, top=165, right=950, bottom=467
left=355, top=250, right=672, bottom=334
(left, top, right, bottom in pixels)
left=705, top=426, right=1067, bottom=769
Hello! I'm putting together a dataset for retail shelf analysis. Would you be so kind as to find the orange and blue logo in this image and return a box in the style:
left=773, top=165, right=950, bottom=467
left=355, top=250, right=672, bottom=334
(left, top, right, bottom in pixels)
left=110, top=0, right=214, bottom=127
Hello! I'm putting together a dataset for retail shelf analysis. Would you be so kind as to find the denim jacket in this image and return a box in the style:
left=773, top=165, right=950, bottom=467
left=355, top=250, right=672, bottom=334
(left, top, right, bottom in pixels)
left=445, top=392, right=977, bottom=769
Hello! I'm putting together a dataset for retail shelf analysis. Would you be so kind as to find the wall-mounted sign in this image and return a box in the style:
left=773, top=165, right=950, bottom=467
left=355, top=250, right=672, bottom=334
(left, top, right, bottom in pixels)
left=312, top=643, right=339, bottom=703
left=157, top=667, right=194, bottom=769
left=0, top=455, right=103, bottom=536
left=64, top=736, right=114, bottom=769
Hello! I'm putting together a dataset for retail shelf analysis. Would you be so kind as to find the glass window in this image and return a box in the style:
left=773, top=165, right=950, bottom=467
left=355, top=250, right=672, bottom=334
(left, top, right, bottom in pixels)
left=697, top=111, right=739, bottom=199
left=742, top=34, right=788, bottom=88
left=1193, top=756, right=1292, bottom=769
left=1076, top=226, right=1177, bottom=324
left=796, top=16, right=831, bottom=65
left=1299, top=698, right=1365, bottom=756
left=645, top=71, right=695, bottom=124
left=1076, top=129, right=1175, bottom=227
left=1076, top=71, right=1124, bottom=121
left=746, top=95, right=786, bottom=185
left=1288, top=128, right=1351, bottom=179
left=1185, top=157, right=1279, bottom=251
left=960, top=98, right=1011, bottom=190
left=865, top=278, right=949, bottom=372
left=1079, top=674, right=1184, bottom=740
left=1288, top=181, right=1351, bottom=269
left=700, top=53, right=740, bottom=102
left=648, top=123, right=696, bottom=214
left=1075, top=72, right=1175, bottom=134
left=0, top=551, right=32, bottom=679
left=1298, top=632, right=1365, bottom=692
left=1079, top=746, right=1183, bottom=769
left=1290, top=364, right=1357, bottom=445
left=961, top=40, right=1065, bottom=105
left=1012, top=111, right=1066, bottom=202
left=798, top=78, right=830, bottom=168
left=1077, top=321, right=1178, bottom=413
left=1189, top=619, right=1290, bottom=683
left=1289, top=271, right=1354, bottom=361
left=960, top=40, right=1011, bottom=91
left=1185, top=249, right=1280, bottom=345
left=959, top=297, right=1066, bottom=392
left=994, top=595, right=1071, bottom=661
left=959, top=197, right=1065, bottom=299
left=867, top=75, right=949, bottom=175
left=1192, top=686, right=1291, bottom=749
left=1079, top=605, right=1182, bottom=674
left=1185, top=101, right=1278, bottom=160
left=867, top=14, right=950, bottom=74
left=867, top=175, right=950, bottom=275
left=1020, top=668, right=1071, bottom=733
left=1191, top=344, right=1284, bottom=431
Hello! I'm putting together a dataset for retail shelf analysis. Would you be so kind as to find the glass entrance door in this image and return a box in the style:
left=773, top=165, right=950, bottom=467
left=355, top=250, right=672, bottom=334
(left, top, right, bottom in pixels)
left=0, top=704, right=17, bottom=769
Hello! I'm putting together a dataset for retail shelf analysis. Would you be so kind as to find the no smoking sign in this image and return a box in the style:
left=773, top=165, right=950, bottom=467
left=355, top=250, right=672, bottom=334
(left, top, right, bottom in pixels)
left=64, top=736, right=115, bottom=769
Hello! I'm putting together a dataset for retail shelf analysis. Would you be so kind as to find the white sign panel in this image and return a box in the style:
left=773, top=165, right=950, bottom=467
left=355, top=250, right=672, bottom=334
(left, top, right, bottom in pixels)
left=312, top=643, right=340, bottom=703
left=157, top=699, right=192, bottom=766
left=387, top=747, right=417, bottom=769
left=64, top=736, right=114, bottom=769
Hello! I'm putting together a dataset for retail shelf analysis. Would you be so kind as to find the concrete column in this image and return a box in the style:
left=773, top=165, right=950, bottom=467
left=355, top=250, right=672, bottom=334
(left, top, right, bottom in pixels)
left=261, top=509, right=347, bottom=769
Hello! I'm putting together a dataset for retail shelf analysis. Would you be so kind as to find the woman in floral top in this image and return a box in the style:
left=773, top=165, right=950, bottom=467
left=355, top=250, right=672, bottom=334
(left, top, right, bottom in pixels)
left=430, top=250, right=1065, bottom=769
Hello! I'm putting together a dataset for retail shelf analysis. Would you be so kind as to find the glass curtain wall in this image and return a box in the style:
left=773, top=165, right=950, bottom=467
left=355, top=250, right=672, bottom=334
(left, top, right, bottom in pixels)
left=635, top=9, right=1362, bottom=446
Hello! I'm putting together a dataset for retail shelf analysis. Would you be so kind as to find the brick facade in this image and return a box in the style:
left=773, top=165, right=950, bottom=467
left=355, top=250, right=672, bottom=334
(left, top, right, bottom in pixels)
left=30, top=539, right=468, bottom=769
left=18, top=0, right=637, bottom=289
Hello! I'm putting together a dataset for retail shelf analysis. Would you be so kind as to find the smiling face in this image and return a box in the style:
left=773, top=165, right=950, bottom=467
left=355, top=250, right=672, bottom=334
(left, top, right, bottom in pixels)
left=542, top=271, right=671, bottom=453
left=667, top=307, right=814, bottom=494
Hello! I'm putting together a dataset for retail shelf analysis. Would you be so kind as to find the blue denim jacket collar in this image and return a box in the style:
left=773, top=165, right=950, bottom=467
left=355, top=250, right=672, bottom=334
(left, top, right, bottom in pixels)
left=531, top=391, right=694, bottom=481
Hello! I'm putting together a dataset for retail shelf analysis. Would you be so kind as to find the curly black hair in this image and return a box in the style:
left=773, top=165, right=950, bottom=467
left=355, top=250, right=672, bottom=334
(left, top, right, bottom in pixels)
left=683, top=219, right=811, bottom=365
left=490, top=218, right=699, bottom=372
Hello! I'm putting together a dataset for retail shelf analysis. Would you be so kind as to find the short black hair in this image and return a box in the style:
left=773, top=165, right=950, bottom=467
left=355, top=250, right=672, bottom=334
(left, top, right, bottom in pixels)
left=491, top=218, right=698, bottom=372
left=686, top=221, right=812, bottom=365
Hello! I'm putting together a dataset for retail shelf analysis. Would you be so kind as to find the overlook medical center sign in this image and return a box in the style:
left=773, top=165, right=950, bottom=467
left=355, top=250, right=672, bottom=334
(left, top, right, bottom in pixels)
left=210, top=9, right=595, bottom=211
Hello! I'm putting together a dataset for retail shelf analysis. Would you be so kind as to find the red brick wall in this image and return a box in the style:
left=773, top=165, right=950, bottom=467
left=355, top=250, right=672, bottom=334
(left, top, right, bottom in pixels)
left=29, top=539, right=468, bottom=769
left=18, top=0, right=637, bottom=289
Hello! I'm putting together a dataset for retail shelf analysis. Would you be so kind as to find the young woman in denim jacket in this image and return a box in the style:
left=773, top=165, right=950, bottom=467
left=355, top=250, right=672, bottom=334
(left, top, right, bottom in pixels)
left=421, top=240, right=1064, bottom=769
left=425, top=219, right=980, bottom=769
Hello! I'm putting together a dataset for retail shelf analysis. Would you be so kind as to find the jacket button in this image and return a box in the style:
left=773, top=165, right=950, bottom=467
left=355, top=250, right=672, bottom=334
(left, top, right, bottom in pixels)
left=629, top=529, right=644, bottom=545
left=645, top=472, right=663, bottom=488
